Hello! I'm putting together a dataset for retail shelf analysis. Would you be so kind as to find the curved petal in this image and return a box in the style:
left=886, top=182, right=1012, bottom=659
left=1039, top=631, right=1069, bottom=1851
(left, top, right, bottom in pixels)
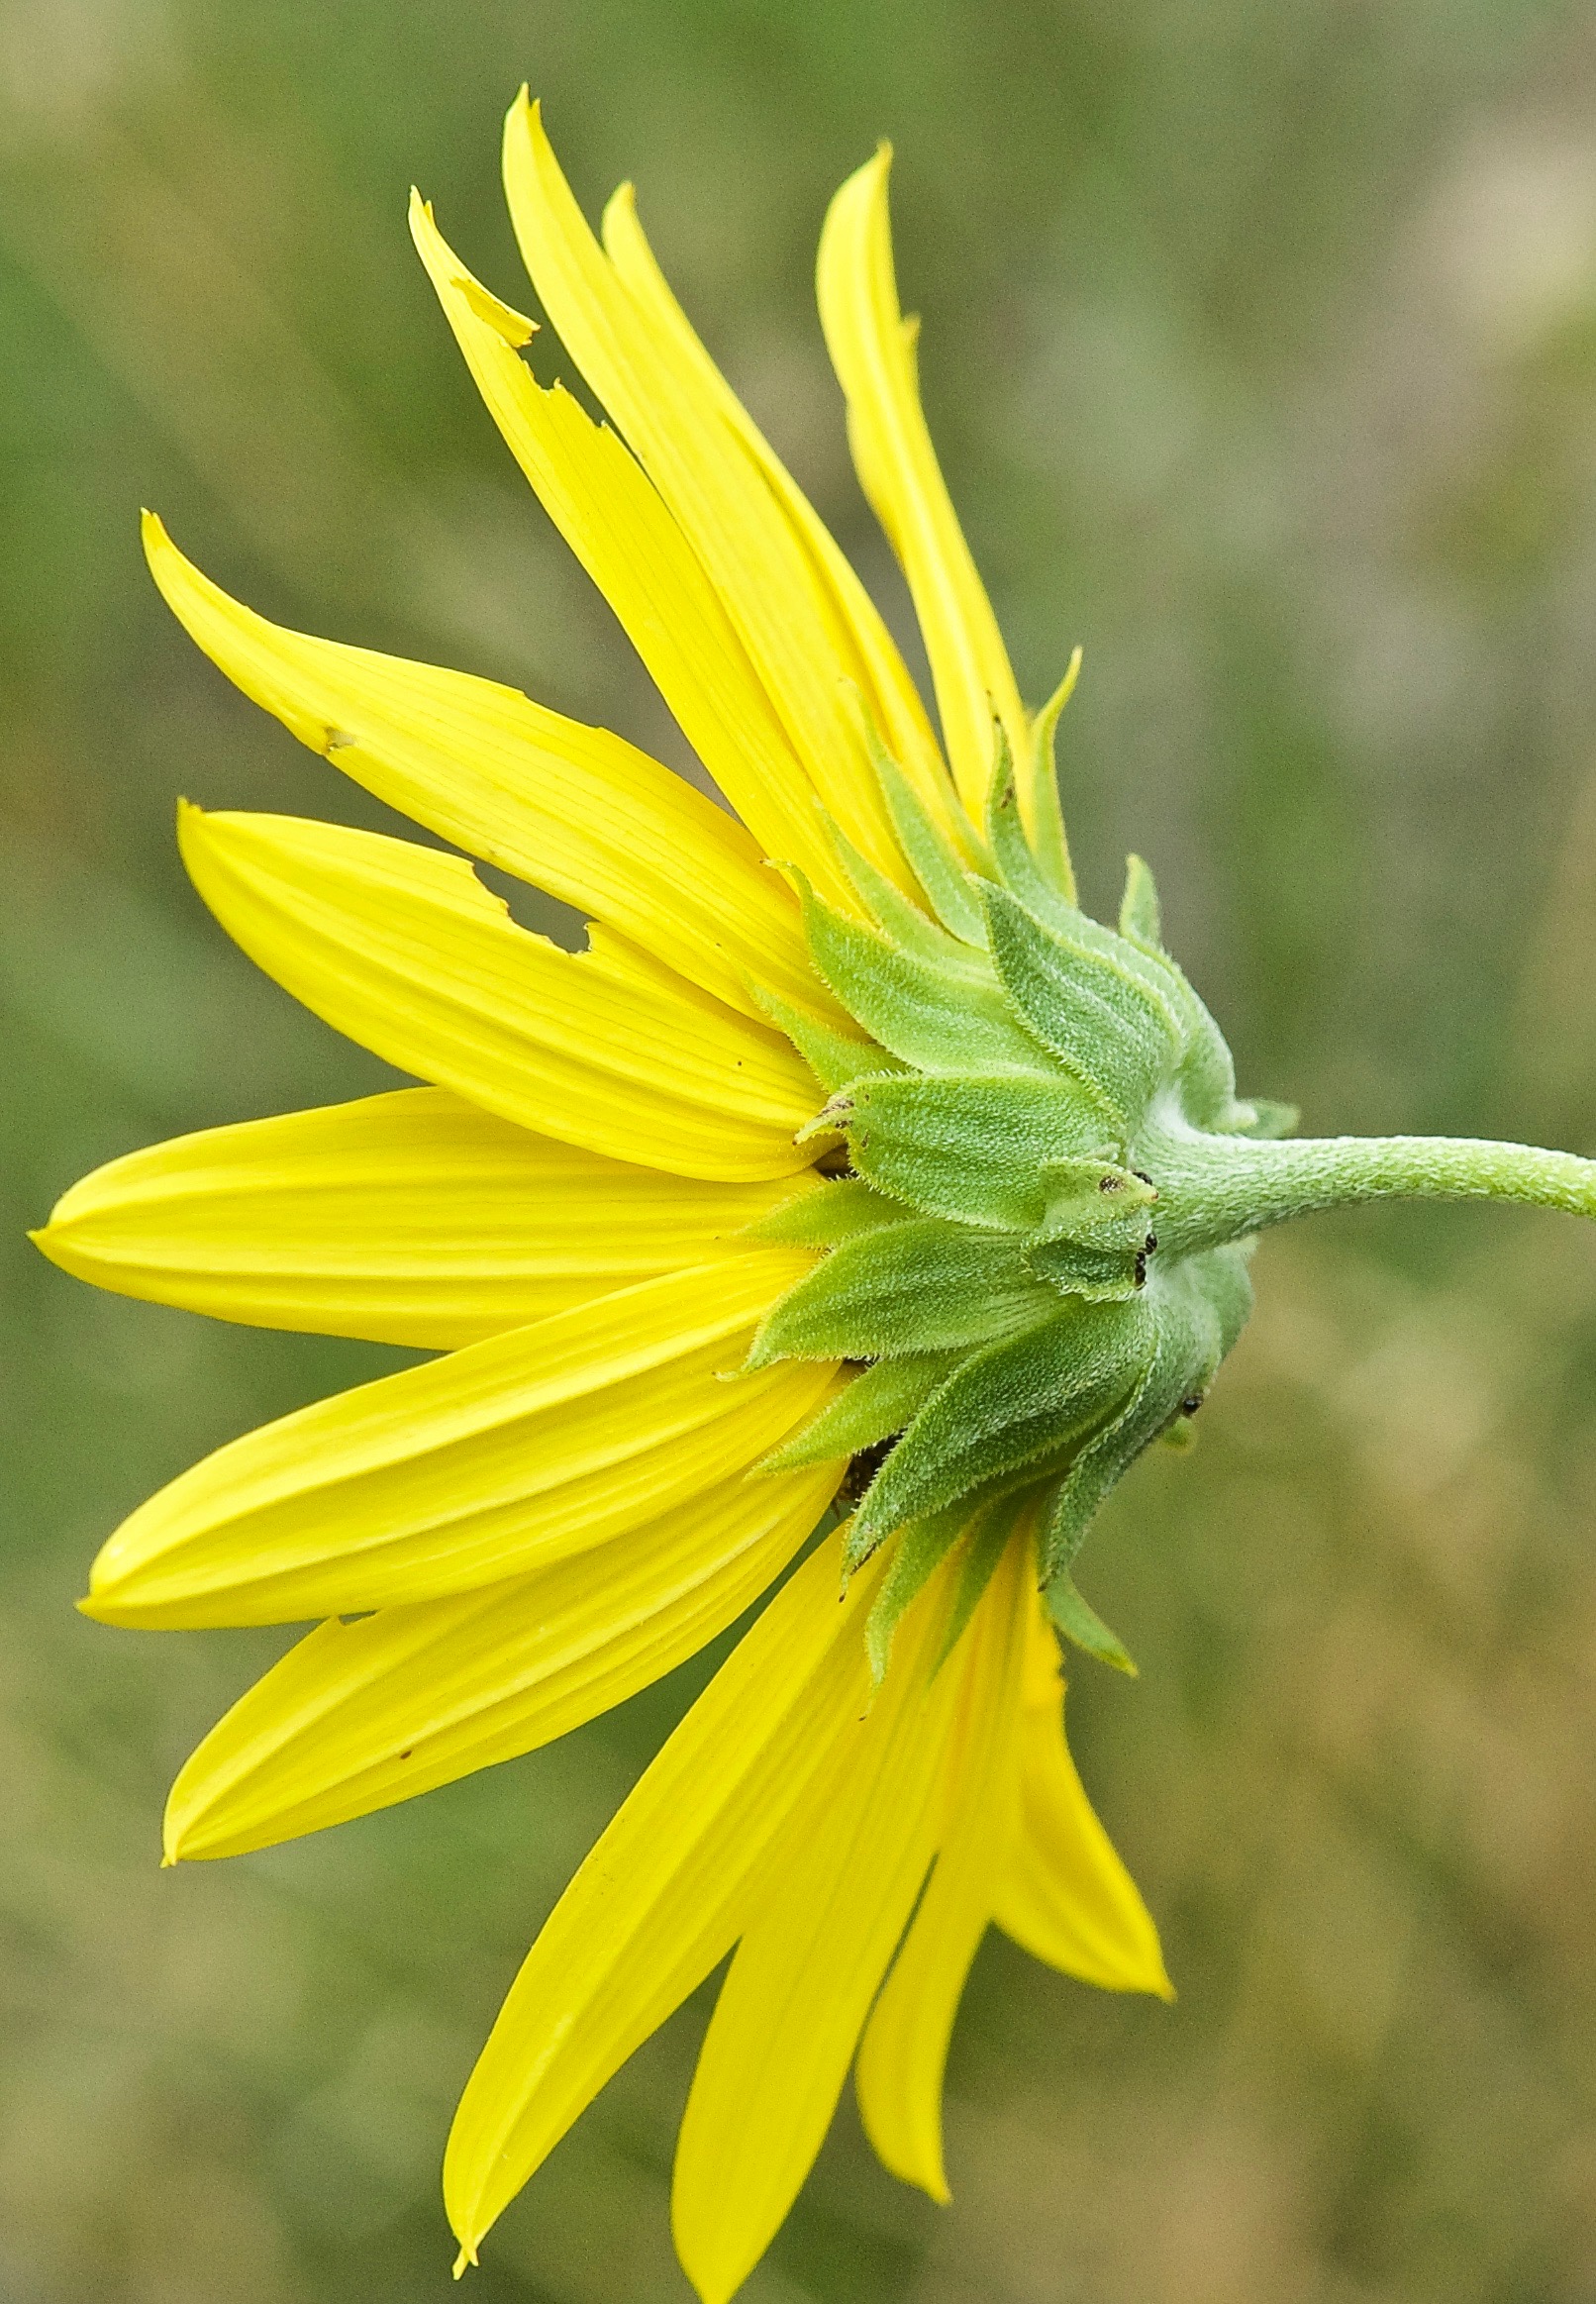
left=144, top=514, right=821, bottom=1023
left=84, top=1255, right=828, bottom=1627
left=35, top=1087, right=820, bottom=1349
left=854, top=1528, right=1030, bottom=2201
left=177, top=806, right=821, bottom=1182
left=992, top=1613, right=1172, bottom=1997
left=671, top=1543, right=961, bottom=2304
left=599, top=182, right=969, bottom=850
left=817, top=149, right=1031, bottom=831
left=408, top=193, right=848, bottom=908
left=444, top=1529, right=885, bottom=2268
left=501, top=95, right=913, bottom=886
left=163, top=1455, right=842, bottom=1860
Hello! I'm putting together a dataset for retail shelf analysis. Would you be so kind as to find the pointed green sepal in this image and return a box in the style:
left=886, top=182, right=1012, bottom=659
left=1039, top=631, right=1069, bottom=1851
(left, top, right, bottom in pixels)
left=1025, top=1156, right=1159, bottom=1296
left=1036, top=1156, right=1159, bottom=1250
left=746, top=1217, right=1058, bottom=1366
left=787, top=866, right=1050, bottom=1076
left=1020, top=883, right=1245, bottom=1134
left=980, top=882, right=1180, bottom=1124
left=985, top=721, right=1066, bottom=922
left=1036, top=1248, right=1253, bottom=1586
left=862, top=727, right=990, bottom=945
left=1044, top=1569, right=1138, bottom=1676
left=861, top=1499, right=967, bottom=1674
left=757, top=1350, right=962, bottom=1471
left=840, top=1071, right=1120, bottom=1230
left=1027, top=650, right=1082, bottom=902
left=795, top=1075, right=905, bottom=1148
left=827, top=821, right=988, bottom=976
left=933, top=1493, right=1024, bottom=1671
left=848, top=1298, right=1152, bottom=1548
left=1023, top=1238, right=1147, bottom=1300
left=1119, top=853, right=1162, bottom=948
left=747, top=976, right=901, bottom=1094
left=745, top=1175, right=912, bottom=1248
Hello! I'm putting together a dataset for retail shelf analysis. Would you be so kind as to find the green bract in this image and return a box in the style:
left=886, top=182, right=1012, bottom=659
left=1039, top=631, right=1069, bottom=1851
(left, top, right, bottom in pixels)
left=752, top=705, right=1596, bottom=1679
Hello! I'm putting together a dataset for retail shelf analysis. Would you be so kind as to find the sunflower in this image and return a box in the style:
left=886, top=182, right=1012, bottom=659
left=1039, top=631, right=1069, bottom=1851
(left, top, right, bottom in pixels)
left=34, top=92, right=1596, bottom=2304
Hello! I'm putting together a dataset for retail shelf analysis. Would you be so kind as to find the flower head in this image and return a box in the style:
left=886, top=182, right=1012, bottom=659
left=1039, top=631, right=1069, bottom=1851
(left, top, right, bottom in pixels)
left=35, top=92, right=1596, bottom=2303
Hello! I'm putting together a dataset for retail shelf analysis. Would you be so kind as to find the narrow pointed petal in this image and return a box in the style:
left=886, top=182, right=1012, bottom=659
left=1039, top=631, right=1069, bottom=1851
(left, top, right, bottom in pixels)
left=84, top=1257, right=829, bottom=1627
left=164, top=1456, right=842, bottom=1860
left=36, top=1088, right=821, bottom=1348
left=408, top=193, right=848, bottom=908
left=144, top=514, right=820, bottom=1023
left=600, top=181, right=968, bottom=847
left=817, top=149, right=1031, bottom=829
left=854, top=1532, right=1030, bottom=2202
left=992, top=1612, right=1172, bottom=1997
left=177, top=806, right=820, bottom=1182
left=670, top=1551, right=960, bottom=2304
left=444, top=1531, right=886, bottom=2266
left=501, top=95, right=914, bottom=886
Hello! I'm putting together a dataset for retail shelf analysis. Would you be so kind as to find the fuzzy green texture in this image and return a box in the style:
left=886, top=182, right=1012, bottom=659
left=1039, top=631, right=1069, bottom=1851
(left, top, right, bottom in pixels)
left=750, top=718, right=1596, bottom=1674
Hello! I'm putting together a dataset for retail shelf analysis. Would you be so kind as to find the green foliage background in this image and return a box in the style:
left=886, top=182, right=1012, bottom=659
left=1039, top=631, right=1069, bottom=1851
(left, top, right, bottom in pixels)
left=7, top=2, right=1596, bottom=2297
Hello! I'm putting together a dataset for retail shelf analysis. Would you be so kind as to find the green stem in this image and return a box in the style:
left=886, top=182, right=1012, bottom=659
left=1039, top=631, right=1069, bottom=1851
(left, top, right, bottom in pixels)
left=1143, top=1127, right=1596, bottom=1257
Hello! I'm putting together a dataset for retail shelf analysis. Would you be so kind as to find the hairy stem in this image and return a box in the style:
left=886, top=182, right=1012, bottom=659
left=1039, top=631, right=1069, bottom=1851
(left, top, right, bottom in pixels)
left=1142, top=1127, right=1596, bottom=1257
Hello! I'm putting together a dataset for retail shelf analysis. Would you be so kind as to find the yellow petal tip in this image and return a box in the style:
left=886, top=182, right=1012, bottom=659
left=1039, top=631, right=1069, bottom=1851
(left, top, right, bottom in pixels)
left=606, top=179, right=638, bottom=222
left=141, top=510, right=185, bottom=592
left=173, top=795, right=208, bottom=860
left=505, top=85, right=538, bottom=143
left=407, top=189, right=440, bottom=254
left=455, top=273, right=538, bottom=349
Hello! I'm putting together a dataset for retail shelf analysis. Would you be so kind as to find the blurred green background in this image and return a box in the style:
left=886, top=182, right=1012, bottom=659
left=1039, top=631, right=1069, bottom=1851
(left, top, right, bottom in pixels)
left=7, top=1, right=1596, bottom=2298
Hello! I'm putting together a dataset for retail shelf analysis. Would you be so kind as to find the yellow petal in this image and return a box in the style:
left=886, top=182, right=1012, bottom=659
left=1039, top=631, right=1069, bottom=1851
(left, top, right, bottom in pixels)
left=817, top=149, right=1034, bottom=834
left=501, top=95, right=913, bottom=887
left=143, top=513, right=820, bottom=1024
left=853, top=1528, right=1031, bottom=2202
left=35, top=1087, right=819, bottom=1349
left=408, top=193, right=848, bottom=908
left=84, top=1256, right=829, bottom=1627
left=671, top=1546, right=962, bottom=2304
left=600, top=181, right=971, bottom=853
left=164, top=1455, right=841, bottom=1860
left=444, top=1529, right=885, bottom=2267
left=177, top=805, right=821, bottom=1182
left=992, top=1606, right=1172, bottom=1998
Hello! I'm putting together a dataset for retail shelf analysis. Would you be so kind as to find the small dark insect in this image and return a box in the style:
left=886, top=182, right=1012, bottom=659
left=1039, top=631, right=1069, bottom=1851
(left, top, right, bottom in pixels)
left=1145, top=1232, right=1157, bottom=1252
left=1133, top=1252, right=1147, bottom=1286
left=841, top=1435, right=897, bottom=1504
left=1180, top=1394, right=1204, bottom=1416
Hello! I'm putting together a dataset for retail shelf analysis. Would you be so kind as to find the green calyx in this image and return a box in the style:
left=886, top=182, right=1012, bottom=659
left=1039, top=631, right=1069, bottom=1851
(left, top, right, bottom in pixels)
left=749, top=696, right=1596, bottom=1676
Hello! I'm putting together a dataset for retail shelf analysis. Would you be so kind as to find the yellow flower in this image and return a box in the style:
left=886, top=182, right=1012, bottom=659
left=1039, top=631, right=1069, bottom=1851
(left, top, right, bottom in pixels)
left=35, top=92, right=1171, bottom=2301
